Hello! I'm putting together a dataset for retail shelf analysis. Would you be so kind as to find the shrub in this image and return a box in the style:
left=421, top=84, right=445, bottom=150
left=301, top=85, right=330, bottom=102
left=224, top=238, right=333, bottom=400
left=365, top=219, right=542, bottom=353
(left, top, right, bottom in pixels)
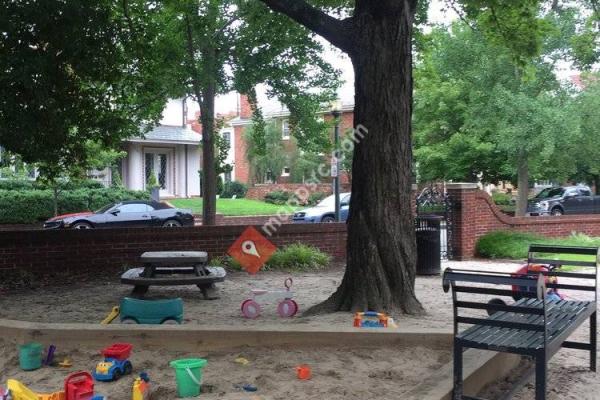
left=264, top=190, right=292, bottom=205
left=221, top=181, right=248, bottom=199
left=209, top=255, right=243, bottom=271
left=307, top=192, right=327, bottom=205
left=0, top=179, right=36, bottom=191
left=216, top=176, right=224, bottom=196
left=491, top=191, right=514, bottom=206
left=265, top=243, right=331, bottom=271
left=0, top=188, right=150, bottom=224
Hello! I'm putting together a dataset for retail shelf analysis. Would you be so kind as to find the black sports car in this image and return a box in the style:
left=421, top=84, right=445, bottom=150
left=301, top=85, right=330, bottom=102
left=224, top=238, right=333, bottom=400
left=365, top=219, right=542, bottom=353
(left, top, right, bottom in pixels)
left=43, top=200, right=194, bottom=229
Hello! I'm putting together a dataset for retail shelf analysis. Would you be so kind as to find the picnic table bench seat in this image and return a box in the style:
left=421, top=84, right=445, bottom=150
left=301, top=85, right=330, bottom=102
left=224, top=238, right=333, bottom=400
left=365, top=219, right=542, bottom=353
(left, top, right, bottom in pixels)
left=443, top=244, right=598, bottom=400
left=121, top=251, right=226, bottom=299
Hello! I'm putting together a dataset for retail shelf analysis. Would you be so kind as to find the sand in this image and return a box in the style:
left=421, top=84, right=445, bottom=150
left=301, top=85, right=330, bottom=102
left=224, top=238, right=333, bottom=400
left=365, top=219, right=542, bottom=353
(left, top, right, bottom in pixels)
left=1, top=260, right=598, bottom=399
left=0, top=340, right=450, bottom=399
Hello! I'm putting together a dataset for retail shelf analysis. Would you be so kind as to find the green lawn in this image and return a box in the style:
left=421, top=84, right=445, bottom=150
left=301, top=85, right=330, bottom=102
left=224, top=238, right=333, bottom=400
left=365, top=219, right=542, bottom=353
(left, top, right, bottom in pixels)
left=169, top=198, right=301, bottom=216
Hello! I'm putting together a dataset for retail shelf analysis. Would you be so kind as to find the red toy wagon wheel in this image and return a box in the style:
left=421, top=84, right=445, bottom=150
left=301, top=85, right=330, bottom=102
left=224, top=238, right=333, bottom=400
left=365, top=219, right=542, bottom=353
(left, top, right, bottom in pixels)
left=241, top=299, right=261, bottom=319
left=277, top=299, right=298, bottom=318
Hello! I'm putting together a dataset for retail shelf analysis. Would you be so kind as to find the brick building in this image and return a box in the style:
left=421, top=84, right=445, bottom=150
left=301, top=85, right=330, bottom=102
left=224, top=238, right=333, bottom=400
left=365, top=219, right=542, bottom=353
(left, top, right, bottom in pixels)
left=230, top=94, right=355, bottom=185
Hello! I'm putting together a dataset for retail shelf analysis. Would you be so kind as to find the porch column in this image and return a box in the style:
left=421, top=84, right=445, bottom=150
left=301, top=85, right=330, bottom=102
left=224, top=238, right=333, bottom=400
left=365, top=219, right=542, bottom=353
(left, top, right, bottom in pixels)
left=127, top=143, right=144, bottom=191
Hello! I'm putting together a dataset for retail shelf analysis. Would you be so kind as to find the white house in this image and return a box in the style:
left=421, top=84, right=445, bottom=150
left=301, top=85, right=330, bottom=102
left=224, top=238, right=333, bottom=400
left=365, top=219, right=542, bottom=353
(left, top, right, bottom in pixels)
left=120, top=124, right=202, bottom=198
left=118, top=98, right=236, bottom=198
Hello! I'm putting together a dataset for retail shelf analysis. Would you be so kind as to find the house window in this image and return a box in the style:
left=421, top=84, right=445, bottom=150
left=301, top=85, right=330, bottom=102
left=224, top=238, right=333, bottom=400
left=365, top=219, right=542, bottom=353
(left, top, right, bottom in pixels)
left=222, top=132, right=231, bottom=147
left=224, top=171, right=232, bottom=182
left=282, top=167, right=290, bottom=177
left=282, top=119, right=290, bottom=140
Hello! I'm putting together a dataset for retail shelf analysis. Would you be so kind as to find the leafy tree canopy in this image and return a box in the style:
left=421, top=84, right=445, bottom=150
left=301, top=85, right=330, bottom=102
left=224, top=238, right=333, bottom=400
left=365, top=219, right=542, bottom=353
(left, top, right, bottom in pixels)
left=0, top=0, right=174, bottom=178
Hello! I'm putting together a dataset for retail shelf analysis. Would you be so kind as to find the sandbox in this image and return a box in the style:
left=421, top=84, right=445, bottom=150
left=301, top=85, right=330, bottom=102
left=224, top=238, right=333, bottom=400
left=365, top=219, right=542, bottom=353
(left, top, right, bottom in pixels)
left=2, top=263, right=593, bottom=399
left=1, top=321, right=457, bottom=400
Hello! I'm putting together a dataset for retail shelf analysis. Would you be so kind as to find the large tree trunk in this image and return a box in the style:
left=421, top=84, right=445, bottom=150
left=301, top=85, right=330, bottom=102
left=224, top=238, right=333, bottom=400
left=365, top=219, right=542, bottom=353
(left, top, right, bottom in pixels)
left=200, top=78, right=217, bottom=226
left=309, top=3, right=423, bottom=315
left=593, top=174, right=600, bottom=195
left=515, top=151, right=529, bottom=217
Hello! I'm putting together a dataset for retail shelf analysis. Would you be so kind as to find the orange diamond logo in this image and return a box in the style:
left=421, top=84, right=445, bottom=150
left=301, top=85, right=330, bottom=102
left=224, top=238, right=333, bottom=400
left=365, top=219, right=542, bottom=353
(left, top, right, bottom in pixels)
left=228, top=226, right=277, bottom=275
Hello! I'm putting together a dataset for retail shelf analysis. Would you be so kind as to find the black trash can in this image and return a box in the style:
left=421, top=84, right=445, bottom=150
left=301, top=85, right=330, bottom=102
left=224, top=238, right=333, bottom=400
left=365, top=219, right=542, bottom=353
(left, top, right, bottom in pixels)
left=415, top=215, right=443, bottom=275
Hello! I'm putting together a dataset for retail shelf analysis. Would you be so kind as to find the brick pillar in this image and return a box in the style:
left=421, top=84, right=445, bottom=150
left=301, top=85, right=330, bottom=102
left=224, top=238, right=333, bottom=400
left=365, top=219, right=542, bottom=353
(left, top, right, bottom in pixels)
left=446, top=183, right=479, bottom=260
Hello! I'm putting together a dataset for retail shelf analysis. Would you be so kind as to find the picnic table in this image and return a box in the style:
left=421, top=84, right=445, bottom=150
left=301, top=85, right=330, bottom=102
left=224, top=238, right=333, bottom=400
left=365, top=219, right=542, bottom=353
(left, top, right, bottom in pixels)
left=120, top=251, right=226, bottom=300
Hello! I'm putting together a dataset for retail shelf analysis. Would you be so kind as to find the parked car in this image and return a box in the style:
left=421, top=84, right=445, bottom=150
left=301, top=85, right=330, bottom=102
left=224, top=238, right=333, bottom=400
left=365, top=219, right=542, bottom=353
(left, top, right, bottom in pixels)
left=292, top=193, right=350, bottom=223
left=43, top=200, right=194, bottom=229
left=527, top=186, right=600, bottom=216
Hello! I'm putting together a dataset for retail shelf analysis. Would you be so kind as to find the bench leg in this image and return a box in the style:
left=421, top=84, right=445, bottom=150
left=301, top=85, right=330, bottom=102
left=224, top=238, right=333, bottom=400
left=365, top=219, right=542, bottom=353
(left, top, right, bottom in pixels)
left=453, top=341, right=463, bottom=400
left=535, top=352, right=547, bottom=400
left=591, top=311, right=597, bottom=372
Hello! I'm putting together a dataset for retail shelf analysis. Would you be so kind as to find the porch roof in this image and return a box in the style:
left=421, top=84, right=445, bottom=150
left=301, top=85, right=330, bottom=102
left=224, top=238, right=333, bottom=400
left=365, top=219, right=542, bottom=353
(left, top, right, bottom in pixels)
left=128, top=125, right=201, bottom=145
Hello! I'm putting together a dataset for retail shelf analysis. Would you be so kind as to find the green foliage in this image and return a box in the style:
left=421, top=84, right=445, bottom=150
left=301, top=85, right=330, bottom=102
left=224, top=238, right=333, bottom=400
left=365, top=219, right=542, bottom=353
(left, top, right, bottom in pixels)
left=264, top=243, right=331, bottom=271
left=0, top=179, right=36, bottom=191
left=245, top=122, right=287, bottom=183
left=210, top=255, right=243, bottom=271
left=0, top=188, right=150, bottom=224
left=214, top=127, right=233, bottom=176
left=289, top=150, right=325, bottom=183
left=413, top=21, right=582, bottom=185
left=0, top=1, right=172, bottom=176
left=111, top=168, right=124, bottom=188
left=570, top=75, right=600, bottom=188
left=146, top=173, right=159, bottom=189
left=308, top=192, right=327, bottom=205
left=491, top=192, right=514, bottom=206
left=246, top=121, right=327, bottom=184
left=264, top=190, right=292, bottom=205
left=221, top=181, right=248, bottom=199
left=210, top=244, right=330, bottom=272
left=476, top=231, right=600, bottom=259
left=216, top=175, right=224, bottom=196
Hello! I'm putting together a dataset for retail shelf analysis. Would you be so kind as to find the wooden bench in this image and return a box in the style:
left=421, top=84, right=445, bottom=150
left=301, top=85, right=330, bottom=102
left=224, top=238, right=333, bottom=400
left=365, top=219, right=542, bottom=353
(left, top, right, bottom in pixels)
left=121, top=251, right=226, bottom=300
left=442, top=245, right=598, bottom=400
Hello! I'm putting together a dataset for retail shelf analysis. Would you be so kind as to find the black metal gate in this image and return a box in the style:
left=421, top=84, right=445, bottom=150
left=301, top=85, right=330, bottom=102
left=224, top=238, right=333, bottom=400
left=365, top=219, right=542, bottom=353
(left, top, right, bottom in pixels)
left=416, top=183, right=454, bottom=260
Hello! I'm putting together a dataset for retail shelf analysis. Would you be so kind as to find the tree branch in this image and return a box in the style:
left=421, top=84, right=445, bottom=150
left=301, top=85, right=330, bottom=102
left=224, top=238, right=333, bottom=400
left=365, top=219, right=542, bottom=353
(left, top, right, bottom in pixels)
left=259, top=0, right=353, bottom=53
left=184, top=15, right=204, bottom=104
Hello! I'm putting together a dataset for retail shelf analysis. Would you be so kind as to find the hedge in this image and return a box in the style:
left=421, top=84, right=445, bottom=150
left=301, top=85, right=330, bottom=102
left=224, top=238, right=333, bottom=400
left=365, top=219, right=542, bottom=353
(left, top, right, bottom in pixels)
left=221, top=181, right=248, bottom=198
left=0, top=188, right=150, bottom=224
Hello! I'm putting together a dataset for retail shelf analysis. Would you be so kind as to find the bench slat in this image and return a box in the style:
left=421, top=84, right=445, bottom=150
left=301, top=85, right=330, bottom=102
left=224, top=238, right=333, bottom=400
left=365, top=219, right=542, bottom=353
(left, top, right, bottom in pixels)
left=528, top=244, right=599, bottom=255
left=455, top=300, right=544, bottom=315
left=528, top=258, right=598, bottom=268
left=453, top=285, right=537, bottom=298
left=457, top=316, right=545, bottom=332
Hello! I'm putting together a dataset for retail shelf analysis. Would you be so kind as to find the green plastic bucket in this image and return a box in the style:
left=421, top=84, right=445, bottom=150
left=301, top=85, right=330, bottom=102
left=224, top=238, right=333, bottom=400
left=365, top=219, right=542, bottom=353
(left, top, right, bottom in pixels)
left=170, top=358, right=207, bottom=397
left=19, top=342, right=43, bottom=371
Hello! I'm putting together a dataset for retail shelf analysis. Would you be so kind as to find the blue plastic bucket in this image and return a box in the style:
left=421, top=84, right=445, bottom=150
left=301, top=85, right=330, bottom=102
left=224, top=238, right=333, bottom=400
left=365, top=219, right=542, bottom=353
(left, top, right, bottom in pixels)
left=19, top=342, right=43, bottom=371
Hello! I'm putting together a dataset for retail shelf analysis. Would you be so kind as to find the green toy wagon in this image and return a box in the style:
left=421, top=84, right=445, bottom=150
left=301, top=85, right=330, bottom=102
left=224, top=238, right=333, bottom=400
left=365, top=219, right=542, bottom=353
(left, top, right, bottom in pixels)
left=120, top=297, right=184, bottom=324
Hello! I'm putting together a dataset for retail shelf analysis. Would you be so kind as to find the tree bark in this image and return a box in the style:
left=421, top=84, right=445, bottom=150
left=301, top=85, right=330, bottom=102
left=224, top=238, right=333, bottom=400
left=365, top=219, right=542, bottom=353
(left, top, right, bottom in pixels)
left=593, top=174, right=600, bottom=195
left=199, top=49, right=218, bottom=226
left=515, top=151, right=529, bottom=217
left=261, top=1, right=422, bottom=314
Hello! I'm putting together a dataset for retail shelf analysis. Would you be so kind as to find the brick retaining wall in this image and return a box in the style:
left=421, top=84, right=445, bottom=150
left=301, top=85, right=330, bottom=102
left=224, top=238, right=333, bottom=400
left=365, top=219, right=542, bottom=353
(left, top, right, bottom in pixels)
left=194, top=214, right=292, bottom=226
left=447, top=183, right=600, bottom=259
left=0, top=223, right=346, bottom=288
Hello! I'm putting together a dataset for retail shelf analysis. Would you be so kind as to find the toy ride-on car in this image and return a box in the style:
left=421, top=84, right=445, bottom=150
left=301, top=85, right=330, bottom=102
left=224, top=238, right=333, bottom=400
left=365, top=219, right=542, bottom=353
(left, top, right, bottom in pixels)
left=241, top=278, right=298, bottom=319
left=93, top=343, right=133, bottom=382
left=487, top=263, right=563, bottom=316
